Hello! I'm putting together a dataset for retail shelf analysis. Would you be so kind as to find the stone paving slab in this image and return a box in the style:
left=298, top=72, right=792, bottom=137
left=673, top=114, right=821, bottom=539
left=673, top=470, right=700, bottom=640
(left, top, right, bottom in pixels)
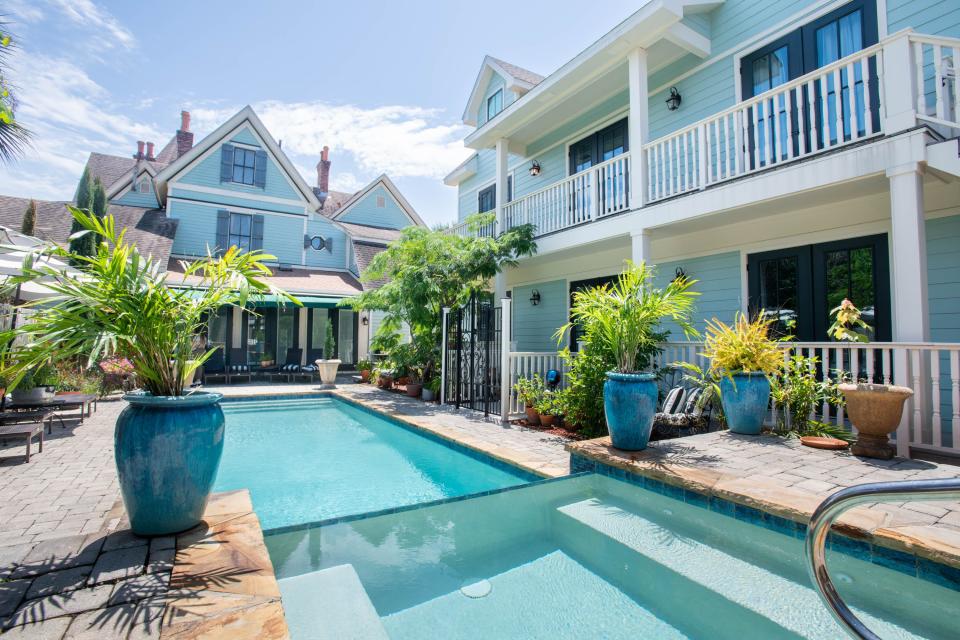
left=568, top=432, right=960, bottom=568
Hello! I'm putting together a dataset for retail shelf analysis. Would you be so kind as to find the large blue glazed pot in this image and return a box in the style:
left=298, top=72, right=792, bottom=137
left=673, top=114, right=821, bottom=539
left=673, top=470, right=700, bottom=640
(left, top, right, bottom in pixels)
left=603, top=372, right=658, bottom=451
left=719, top=372, right=771, bottom=435
left=115, top=392, right=225, bottom=536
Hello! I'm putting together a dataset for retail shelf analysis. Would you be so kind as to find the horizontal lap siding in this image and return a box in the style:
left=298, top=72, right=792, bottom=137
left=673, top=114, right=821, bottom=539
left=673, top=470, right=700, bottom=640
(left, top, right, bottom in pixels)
left=888, top=0, right=960, bottom=38
left=477, top=73, right=507, bottom=127
left=305, top=218, right=348, bottom=270
left=262, top=215, right=305, bottom=265
left=168, top=200, right=218, bottom=257
left=337, top=186, right=411, bottom=229
left=511, top=279, right=567, bottom=352
left=925, top=213, right=960, bottom=445
left=653, top=251, right=742, bottom=340
left=458, top=149, right=497, bottom=221
left=170, top=187, right=305, bottom=215
left=113, top=185, right=158, bottom=208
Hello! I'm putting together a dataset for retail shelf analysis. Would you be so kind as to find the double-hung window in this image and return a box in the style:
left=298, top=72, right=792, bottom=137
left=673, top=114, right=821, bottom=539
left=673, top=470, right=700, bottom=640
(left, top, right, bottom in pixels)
left=486, top=89, right=503, bottom=122
left=232, top=148, right=258, bottom=185
left=229, top=213, right=252, bottom=252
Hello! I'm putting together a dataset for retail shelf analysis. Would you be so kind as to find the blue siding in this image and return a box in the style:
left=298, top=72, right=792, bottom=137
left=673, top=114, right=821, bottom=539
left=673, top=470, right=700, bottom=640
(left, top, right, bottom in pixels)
left=458, top=149, right=498, bottom=221
left=511, top=279, right=567, bottom=351
left=113, top=181, right=158, bottom=208
left=888, top=0, right=960, bottom=38
left=653, top=251, right=742, bottom=340
left=337, top=185, right=412, bottom=229
left=925, top=213, right=960, bottom=446
left=262, top=214, right=306, bottom=265
left=305, top=217, right=349, bottom=270
left=477, top=72, right=507, bottom=127
left=177, top=128, right=301, bottom=202
left=169, top=186, right=305, bottom=215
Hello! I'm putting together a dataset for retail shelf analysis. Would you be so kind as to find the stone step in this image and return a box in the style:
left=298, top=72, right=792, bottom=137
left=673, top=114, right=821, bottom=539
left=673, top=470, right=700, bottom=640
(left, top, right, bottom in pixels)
left=279, top=564, right=388, bottom=640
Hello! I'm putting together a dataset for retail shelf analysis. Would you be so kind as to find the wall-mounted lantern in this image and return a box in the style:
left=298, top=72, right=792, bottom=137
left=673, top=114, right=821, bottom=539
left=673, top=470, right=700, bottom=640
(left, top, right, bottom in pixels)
left=361, top=314, right=369, bottom=326
left=529, top=161, right=541, bottom=177
left=673, top=266, right=687, bottom=282
left=530, top=289, right=541, bottom=306
left=666, top=87, right=682, bottom=111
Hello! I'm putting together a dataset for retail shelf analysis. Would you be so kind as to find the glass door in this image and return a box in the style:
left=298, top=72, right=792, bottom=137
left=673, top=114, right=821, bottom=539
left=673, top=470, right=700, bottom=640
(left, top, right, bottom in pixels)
left=277, top=307, right=298, bottom=365
left=338, top=309, right=356, bottom=364
left=307, top=308, right=329, bottom=363
left=748, top=247, right=813, bottom=340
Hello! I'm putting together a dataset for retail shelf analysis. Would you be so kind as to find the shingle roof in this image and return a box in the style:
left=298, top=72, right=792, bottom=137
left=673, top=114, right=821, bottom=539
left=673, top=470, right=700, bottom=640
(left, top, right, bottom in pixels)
left=154, top=135, right=180, bottom=164
left=0, top=195, right=179, bottom=266
left=338, top=222, right=403, bottom=243
left=165, top=258, right=364, bottom=296
left=489, top=56, right=544, bottom=86
left=314, top=189, right=354, bottom=217
left=85, top=152, right=168, bottom=192
left=352, top=241, right=390, bottom=290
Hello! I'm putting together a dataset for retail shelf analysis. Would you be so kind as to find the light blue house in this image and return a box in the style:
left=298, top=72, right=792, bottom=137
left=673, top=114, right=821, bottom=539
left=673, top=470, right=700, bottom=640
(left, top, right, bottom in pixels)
left=444, top=0, right=960, bottom=456
left=80, top=107, right=424, bottom=368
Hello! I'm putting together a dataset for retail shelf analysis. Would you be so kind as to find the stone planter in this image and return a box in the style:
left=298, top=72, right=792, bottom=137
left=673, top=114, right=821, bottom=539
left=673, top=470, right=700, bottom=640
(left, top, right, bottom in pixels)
left=422, top=388, right=436, bottom=402
left=116, top=392, right=225, bottom=536
left=315, top=359, right=341, bottom=386
left=603, top=372, right=658, bottom=450
left=839, top=383, right=913, bottom=459
left=406, top=382, right=423, bottom=397
left=720, top=372, right=771, bottom=435
left=524, top=405, right=541, bottom=426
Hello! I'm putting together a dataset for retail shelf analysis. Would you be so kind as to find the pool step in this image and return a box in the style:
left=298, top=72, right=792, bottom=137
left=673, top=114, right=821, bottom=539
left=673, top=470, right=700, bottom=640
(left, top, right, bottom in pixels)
left=279, top=564, right=389, bottom=640
left=555, top=498, right=918, bottom=640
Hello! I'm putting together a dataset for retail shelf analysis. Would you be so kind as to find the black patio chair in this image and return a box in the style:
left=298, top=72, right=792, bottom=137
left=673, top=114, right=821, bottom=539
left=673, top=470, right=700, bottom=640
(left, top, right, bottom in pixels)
left=274, top=348, right=304, bottom=382
left=202, top=348, right=228, bottom=385
left=227, top=348, right=252, bottom=384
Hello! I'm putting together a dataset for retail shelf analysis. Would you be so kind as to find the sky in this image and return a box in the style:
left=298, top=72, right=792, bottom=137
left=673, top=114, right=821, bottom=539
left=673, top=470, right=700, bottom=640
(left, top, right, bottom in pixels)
left=2, top=0, right=641, bottom=226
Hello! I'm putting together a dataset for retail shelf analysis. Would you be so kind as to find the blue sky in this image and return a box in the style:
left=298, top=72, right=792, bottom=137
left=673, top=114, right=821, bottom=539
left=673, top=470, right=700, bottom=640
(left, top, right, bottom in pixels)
left=4, top=0, right=639, bottom=225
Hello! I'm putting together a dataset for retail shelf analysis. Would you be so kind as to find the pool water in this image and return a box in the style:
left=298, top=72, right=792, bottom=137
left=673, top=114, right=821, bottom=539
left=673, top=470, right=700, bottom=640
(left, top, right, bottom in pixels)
left=268, top=474, right=959, bottom=640
left=213, top=396, right=534, bottom=530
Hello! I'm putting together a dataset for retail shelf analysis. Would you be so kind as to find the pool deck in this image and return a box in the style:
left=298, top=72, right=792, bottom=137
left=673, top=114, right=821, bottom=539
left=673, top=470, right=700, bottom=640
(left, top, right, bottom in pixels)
left=3, top=380, right=960, bottom=637
left=568, top=432, right=960, bottom=569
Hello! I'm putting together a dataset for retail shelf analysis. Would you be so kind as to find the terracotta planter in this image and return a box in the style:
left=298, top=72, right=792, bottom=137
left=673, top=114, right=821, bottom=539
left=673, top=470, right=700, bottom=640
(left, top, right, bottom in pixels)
left=406, top=383, right=423, bottom=397
left=360, top=370, right=371, bottom=382
left=839, top=383, right=913, bottom=459
left=524, top=405, right=541, bottom=426
left=397, top=376, right=410, bottom=386
left=539, top=414, right=557, bottom=427
left=378, top=375, right=394, bottom=389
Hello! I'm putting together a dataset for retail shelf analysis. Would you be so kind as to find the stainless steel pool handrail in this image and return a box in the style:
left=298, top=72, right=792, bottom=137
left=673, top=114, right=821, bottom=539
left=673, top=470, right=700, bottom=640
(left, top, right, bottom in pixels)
left=805, top=478, right=960, bottom=640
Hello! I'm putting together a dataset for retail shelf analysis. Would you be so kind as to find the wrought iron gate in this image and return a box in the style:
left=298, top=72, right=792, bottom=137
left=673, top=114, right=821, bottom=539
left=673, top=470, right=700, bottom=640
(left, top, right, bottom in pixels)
left=443, top=296, right=502, bottom=417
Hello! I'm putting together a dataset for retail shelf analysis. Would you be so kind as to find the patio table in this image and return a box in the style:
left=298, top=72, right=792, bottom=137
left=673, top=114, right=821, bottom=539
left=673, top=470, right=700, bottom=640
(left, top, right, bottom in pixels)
left=5, top=393, right=98, bottom=427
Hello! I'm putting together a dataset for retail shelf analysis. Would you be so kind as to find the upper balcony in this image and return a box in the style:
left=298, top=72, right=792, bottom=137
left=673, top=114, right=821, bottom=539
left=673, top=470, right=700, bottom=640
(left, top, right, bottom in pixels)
left=458, top=30, right=960, bottom=242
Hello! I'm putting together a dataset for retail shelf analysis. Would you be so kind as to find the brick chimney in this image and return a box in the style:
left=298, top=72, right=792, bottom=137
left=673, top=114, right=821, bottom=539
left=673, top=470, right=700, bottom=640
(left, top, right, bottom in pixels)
left=145, top=141, right=156, bottom=161
left=176, top=110, right=194, bottom=158
left=134, top=140, right=145, bottom=160
left=316, top=145, right=331, bottom=193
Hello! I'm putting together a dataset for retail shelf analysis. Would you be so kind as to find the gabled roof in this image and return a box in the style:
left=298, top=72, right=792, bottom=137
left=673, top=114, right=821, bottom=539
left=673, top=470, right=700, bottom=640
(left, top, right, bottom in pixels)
left=337, top=222, right=403, bottom=243
left=154, top=134, right=180, bottom=164
left=84, top=152, right=168, bottom=194
left=462, top=55, right=544, bottom=126
left=154, top=106, right=322, bottom=210
left=330, top=174, right=425, bottom=228
left=315, top=189, right=354, bottom=217
left=105, top=161, right=159, bottom=200
left=352, top=241, right=390, bottom=290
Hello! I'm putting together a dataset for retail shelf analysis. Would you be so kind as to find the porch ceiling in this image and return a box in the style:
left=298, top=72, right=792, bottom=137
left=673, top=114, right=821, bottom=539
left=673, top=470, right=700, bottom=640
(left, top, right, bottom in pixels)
left=465, top=0, right=717, bottom=153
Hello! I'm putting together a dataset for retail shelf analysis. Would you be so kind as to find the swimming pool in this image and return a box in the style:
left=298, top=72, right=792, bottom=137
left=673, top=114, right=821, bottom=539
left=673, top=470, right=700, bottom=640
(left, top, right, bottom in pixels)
left=268, top=473, right=958, bottom=640
left=213, top=396, right=536, bottom=530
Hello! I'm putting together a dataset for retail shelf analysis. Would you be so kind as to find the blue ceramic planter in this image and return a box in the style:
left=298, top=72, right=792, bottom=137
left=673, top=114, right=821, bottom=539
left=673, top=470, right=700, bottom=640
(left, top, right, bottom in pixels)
left=719, top=373, right=771, bottom=435
left=604, top=372, right=658, bottom=451
left=115, top=392, right=225, bottom=536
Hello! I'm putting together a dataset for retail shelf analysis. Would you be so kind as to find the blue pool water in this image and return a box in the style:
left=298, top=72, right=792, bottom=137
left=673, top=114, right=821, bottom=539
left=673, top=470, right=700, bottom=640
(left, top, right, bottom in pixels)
left=213, top=396, right=534, bottom=530
left=268, top=474, right=959, bottom=640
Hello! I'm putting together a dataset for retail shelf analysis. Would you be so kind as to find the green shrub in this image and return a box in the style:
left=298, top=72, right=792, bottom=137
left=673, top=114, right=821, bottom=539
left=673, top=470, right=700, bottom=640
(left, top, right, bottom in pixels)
left=513, top=374, right=545, bottom=408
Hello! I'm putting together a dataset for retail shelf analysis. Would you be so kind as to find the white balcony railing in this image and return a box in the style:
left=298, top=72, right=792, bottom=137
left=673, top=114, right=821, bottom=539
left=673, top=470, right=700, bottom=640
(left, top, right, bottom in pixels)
left=503, top=153, right=631, bottom=236
left=506, top=341, right=960, bottom=460
left=911, top=33, right=960, bottom=131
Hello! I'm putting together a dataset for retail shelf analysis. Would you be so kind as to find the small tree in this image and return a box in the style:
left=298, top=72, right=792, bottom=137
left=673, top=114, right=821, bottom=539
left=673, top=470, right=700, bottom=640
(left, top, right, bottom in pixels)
left=69, top=167, right=92, bottom=256
left=324, top=321, right=336, bottom=360
left=20, top=199, right=35, bottom=235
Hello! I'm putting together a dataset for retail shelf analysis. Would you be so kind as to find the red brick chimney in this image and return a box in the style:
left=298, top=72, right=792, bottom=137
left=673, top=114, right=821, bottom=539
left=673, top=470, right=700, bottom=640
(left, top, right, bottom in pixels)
left=134, top=140, right=145, bottom=160
left=145, top=141, right=155, bottom=161
left=316, top=145, right=331, bottom=193
left=176, top=110, right=194, bottom=158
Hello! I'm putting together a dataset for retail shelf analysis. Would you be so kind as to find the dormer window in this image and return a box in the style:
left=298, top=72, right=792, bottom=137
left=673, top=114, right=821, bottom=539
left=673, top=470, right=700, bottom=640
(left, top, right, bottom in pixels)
left=232, top=148, right=258, bottom=185
left=137, top=177, right=150, bottom=193
left=486, top=89, right=503, bottom=121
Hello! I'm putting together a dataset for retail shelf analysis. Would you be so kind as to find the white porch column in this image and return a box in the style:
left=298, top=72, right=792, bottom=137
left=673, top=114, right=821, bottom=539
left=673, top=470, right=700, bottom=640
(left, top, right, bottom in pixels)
left=887, top=161, right=929, bottom=342
left=631, top=229, right=651, bottom=266
left=628, top=48, right=649, bottom=209
left=881, top=33, right=919, bottom=135
left=499, top=297, right=512, bottom=424
left=493, top=138, right=510, bottom=301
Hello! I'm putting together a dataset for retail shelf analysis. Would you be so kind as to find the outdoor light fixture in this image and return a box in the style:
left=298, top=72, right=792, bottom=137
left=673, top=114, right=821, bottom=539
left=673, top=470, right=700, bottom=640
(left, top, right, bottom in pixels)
left=529, top=161, right=541, bottom=177
left=530, top=289, right=541, bottom=306
left=666, top=87, right=682, bottom=111
left=674, top=266, right=687, bottom=281
left=361, top=315, right=369, bottom=326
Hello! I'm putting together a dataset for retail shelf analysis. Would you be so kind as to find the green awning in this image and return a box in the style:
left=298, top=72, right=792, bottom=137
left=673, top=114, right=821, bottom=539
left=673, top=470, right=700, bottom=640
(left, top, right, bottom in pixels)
left=173, top=289, right=342, bottom=308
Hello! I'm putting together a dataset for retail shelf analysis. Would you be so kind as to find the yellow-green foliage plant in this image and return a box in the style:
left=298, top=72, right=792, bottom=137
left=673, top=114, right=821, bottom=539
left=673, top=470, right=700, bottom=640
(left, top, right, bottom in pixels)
left=702, top=312, right=782, bottom=378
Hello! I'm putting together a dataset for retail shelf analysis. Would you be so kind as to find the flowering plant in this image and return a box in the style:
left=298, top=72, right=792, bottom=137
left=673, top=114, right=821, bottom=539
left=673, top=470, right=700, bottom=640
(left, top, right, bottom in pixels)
left=99, top=357, right=135, bottom=376
left=827, top=299, right=872, bottom=343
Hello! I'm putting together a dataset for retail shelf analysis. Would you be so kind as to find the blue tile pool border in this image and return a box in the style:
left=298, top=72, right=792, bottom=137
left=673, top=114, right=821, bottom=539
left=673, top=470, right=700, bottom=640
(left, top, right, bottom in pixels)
left=262, top=472, right=593, bottom=537
left=571, top=453, right=960, bottom=592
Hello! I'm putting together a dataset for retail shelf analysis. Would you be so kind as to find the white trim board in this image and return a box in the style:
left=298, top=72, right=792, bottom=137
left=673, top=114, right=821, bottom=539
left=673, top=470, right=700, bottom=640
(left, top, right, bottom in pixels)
left=167, top=196, right=309, bottom=219
left=332, top=174, right=425, bottom=227
left=169, top=183, right=308, bottom=210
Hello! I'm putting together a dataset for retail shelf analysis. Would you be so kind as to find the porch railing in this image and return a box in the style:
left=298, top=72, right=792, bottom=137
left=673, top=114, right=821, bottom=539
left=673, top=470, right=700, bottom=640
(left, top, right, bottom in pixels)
left=503, top=153, right=631, bottom=236
left=506, top=341, right=960, bottom=459
left=911, top=33, right=960, bottom=131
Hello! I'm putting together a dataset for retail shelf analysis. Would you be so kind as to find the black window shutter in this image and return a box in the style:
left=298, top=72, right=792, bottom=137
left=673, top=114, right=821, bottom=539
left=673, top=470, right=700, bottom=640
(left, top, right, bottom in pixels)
left=325, top=236, right=333, bottom=253
left=251, top=214, right=264, bottom=251
left=303, top=234, right=311, bottom=249
left=215, top=210, right=230, bottom=255
left=220, top=145, right=235, bottom=183
left=254, top=150, right=268, bottom=188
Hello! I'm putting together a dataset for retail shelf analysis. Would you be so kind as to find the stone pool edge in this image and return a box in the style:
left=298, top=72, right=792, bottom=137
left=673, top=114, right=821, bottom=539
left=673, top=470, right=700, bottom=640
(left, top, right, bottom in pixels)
left=567, top=437, right=960, bottom=587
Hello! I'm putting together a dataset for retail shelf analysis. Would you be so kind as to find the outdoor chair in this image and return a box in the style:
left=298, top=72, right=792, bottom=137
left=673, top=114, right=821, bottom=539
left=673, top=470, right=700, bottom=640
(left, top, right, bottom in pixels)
left=227, top=348, right=252, bottom=384
left=652, top=387, right=712, bottom=440
left=274, top=348, right=304, bottom=382
left=202, top=349, right=228, bottom=385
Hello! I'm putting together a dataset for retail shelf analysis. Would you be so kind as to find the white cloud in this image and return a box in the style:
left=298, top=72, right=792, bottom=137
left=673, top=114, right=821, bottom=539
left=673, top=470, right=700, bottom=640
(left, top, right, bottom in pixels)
left=47, top=0, right=135, bottom=50
left=6, top=0, right=45, bottom=23
left=330, top=172, right=364, bottom=193
left=191, top=100, right=472, bottom=182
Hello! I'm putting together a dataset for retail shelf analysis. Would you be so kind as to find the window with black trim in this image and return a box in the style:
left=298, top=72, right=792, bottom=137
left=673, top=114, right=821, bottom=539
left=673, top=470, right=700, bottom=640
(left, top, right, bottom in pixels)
left=229, top=213, right=252, bottom=252
left=232, top=148, right=258, bottom=185
left=487, top=89, right=503, bottom=121
left=568, top=118, right=628, bottom=175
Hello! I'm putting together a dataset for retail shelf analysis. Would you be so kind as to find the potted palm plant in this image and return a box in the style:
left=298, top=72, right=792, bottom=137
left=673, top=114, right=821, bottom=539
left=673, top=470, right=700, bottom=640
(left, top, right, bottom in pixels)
left=560, top=262, right=698, bottom=450
left=702, top=313, right=782, bottom=435
left=2, top=208, right=298, bottom=535
left=315, top=322, right=341, bottom=386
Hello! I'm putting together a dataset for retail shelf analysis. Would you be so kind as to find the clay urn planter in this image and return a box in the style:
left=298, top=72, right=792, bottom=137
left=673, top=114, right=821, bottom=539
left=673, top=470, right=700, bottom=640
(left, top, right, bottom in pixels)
left=539, top=413, right=557, bottom=427
left=406, top=382, right=423, bottom=397
left=838, top=383, right=913, bottom=459
left=360, top=369, right=371, bottom=383
left=524, top=405, right=541, bottom=426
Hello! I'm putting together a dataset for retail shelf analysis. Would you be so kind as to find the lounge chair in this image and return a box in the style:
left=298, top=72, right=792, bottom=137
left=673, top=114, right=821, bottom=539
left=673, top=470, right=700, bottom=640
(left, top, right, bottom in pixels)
left=202, top=349, right=228, bottom=385
left=227, top=348, right=252, bottom=384
left=652, top=387, right=712, bottom=440
left=274, top=348, right=304, bottom=382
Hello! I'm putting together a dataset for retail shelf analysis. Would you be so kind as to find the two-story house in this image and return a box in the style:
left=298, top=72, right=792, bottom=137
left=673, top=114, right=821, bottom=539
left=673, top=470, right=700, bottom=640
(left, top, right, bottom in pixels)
left=445, top=0, right=960, bottom=355
left=0, top=106, right=424, bottom=369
